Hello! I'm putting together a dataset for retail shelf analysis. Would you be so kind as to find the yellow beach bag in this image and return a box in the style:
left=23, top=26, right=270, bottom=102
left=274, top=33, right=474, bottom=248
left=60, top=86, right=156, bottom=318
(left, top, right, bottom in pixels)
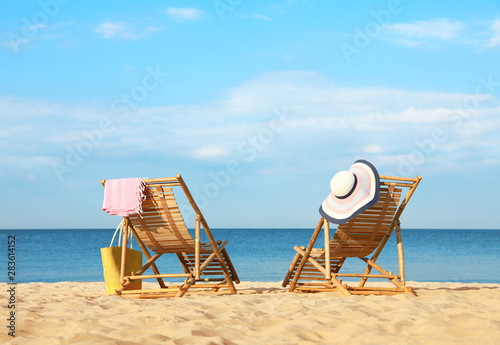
left=101, top=221, right=143, bottom=294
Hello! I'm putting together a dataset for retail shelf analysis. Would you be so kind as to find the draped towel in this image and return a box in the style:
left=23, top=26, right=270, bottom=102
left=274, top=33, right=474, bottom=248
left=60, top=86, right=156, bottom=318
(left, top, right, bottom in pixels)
left=102, top=178, right=146, bottom=217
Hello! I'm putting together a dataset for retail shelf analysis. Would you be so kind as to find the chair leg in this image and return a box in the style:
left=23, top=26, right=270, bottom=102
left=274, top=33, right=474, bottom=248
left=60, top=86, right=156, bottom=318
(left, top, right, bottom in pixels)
left=176, top=275, right=196, bottom=297
left=395, top=220, right=406, bottom=285
left=289, top=245, right=352, bottom=295
left=363, top=258, right=411, bottom=293
left=282, top=251, right=302, bottom=287
left=330, top=275, right=351, bottom=296
left=289, top=218, right=325, bottom=292
left=119, top=219, right=130, bottom=287
left=221, top=248, right=239, bottom=284
left=129, top=225, right=166, bottom=288
left=199, top=219, right=237, bottom=293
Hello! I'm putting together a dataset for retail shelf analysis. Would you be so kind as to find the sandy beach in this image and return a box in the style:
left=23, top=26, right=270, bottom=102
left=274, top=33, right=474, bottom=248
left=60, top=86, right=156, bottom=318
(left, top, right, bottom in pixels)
left=2, top=281, right=500, bottom=344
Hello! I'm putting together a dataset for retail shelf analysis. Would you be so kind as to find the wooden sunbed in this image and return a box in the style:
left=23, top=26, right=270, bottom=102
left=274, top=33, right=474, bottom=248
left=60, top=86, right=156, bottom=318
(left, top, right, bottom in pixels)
left=101, top=175, right=239, bottom=298
left=282, top=175, right=421, bottom=296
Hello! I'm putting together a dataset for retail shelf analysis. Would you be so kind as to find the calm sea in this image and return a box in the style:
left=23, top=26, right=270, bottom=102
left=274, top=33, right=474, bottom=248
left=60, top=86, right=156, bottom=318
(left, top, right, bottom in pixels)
left=1, top=229, right=499, bottom=284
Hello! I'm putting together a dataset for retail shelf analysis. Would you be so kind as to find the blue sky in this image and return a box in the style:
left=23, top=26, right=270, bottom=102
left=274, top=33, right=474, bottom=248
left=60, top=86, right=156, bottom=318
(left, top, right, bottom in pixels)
left=1, top=0, right=499, bottom=229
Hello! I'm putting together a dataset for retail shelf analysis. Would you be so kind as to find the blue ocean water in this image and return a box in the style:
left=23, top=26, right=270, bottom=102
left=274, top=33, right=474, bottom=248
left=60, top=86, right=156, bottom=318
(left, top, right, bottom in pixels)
left=1, top=229, right=499, bottom=284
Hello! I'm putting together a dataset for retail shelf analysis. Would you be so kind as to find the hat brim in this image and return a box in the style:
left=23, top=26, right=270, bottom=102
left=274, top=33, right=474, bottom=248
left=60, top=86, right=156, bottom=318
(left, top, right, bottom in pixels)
left=319, top=159, right=380, bottom=224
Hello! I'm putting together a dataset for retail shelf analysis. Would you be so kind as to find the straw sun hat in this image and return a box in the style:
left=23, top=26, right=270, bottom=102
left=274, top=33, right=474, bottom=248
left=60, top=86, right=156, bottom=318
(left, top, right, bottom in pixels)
left=319, top=159, right=380, bottom=224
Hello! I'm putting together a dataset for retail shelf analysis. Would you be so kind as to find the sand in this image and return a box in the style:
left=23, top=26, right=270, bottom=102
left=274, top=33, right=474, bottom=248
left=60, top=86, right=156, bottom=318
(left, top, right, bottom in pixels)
left=2, top=281, right=500, bottom=344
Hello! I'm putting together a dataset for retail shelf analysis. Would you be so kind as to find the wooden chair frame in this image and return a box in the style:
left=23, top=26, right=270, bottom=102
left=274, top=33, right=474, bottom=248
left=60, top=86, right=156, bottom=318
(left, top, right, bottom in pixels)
left=101, top=174, right=239, bottom=298
left=282, top=175, right=422, bottom=296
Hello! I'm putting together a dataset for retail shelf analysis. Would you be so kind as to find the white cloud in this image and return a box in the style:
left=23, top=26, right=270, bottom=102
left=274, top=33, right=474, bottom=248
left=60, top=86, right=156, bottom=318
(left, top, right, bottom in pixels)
left=115, top=72, right=500, bottom=170
left=1, top=22, right=76, bottom=51
left=363, top=144, right=383, bottom=154
left=166, top=7, right=203, bottom=21
left=191, top=146, right=230, bottom=159
left=94, top=22, right=160, bottom=40
left=2, top=71, right=499, bottom=179
left=382, top=18, right=500, bottom=49
left=94, top=22, right=136, bottom=40
left=382, top=18, right=466, bottom=47
left=243, top=14, right=272, bottom=21
left=487, top=19, right=500, bottom=47
left=384, top=18, right=465, bottom=40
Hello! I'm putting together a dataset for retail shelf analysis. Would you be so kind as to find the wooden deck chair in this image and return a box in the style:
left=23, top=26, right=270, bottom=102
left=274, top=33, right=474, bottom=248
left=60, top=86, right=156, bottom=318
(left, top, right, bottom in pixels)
left=282, top=175, right=421, bottom=296
left=101, top=174, right=239, bottom=298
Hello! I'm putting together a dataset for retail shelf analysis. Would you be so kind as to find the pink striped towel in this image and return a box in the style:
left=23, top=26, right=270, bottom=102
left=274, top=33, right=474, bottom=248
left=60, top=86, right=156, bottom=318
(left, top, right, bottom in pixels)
left=102, top=178, right=147, bottom=216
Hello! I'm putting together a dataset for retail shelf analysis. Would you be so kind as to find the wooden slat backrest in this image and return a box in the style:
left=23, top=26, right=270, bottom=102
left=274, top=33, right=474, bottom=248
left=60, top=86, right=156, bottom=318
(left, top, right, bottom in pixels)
left=329, top=175, right=414, bottom=258
left=127, top=179, right=195, bottom=254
